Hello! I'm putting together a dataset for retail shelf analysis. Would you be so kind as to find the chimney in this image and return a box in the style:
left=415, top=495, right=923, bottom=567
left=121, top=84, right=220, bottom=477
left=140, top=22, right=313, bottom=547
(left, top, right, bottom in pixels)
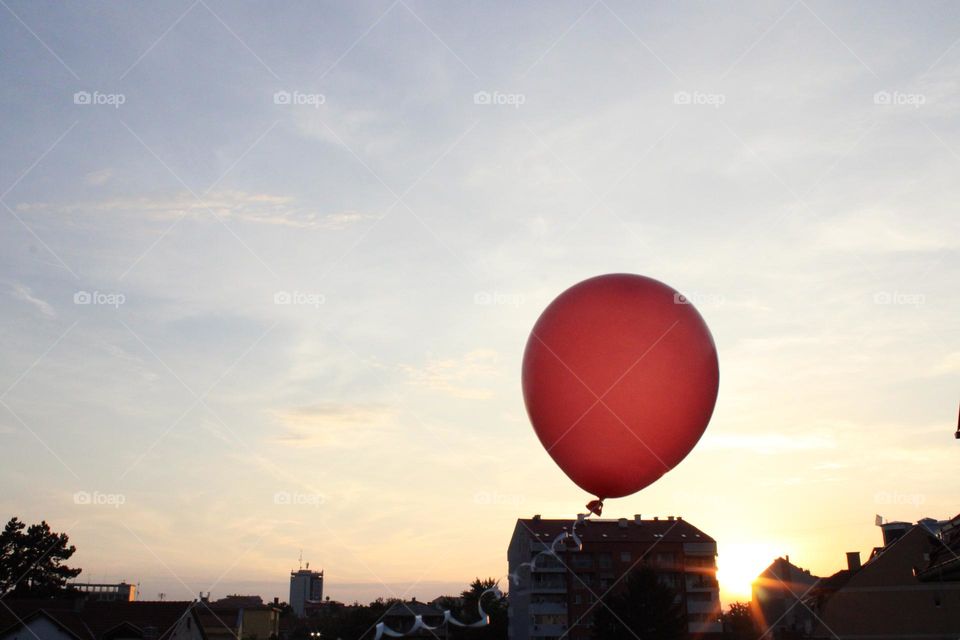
left=273, top=597, right=279, bottom=606
left=653, top=516, right=659, bottom=521
left=634, top=514, right=642, bottom=524
left=532, top=514, right=541, bottom=521
left=668, top=516, right=675, bottom=521
left=618, top=518, right=628, bottom=528
left=846, top=551, right=861, bottom=571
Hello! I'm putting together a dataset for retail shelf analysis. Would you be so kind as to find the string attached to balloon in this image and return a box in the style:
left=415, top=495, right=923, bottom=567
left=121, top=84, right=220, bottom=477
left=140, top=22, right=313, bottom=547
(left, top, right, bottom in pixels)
left=507, top=512, right=594, bottom=586
left=374, top=274, right=719, bottom=638
left=585, top=498, right=604, bottom=516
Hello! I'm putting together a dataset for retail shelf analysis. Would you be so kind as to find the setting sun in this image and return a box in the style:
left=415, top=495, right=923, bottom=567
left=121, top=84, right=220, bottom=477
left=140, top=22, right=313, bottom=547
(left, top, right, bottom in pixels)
left=717, top=541, right=782, bottom=604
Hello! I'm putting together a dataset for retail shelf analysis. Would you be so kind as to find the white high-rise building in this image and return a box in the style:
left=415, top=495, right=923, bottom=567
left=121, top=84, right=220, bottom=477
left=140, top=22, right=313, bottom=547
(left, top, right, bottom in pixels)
left=289, top=566, right=324, bottom=618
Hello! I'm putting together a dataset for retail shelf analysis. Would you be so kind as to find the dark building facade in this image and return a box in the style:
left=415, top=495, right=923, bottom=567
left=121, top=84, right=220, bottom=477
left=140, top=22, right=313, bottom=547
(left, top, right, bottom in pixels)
left=507, top=514, right=721, bottom=640
left=751, top=556, right=821, bottom=639
left=805, top=514, right=960, bottom=639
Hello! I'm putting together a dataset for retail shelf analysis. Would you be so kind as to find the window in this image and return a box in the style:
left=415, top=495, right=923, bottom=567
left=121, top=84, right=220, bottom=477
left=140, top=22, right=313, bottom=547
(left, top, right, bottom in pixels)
left=657, top=573, right=680, bottom=589
left=686, top=555, right=715, bottom=568
left=533, top=614, right=566, bottom=625
left=620, top=551, right=631, bottom=562
left=688, top=613, right=715, bottom=622
left=598, top=553, right=612, bottom=569
left=572, top=553, right=593, bottom=569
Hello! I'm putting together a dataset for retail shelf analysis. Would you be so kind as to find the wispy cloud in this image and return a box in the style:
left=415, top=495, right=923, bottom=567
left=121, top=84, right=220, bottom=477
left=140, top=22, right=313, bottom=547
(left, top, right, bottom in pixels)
left=16, top=190, right=380, bottom=230
left=814, top=208, right=959, bottom=253
left=700, top=432, right=837, bottom=454
left=272, top=402, right=396, bottom=447
left=84, top=168, right=114, bottom=186
left=398, top=349, right=501, bottom=399
left=927, top=351, right=960, bottom=376
left=10, top=283, right=55, bottom=318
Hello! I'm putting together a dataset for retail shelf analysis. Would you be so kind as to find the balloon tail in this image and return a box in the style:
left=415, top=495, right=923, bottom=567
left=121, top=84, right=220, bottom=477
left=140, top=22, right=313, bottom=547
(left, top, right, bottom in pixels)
left=586, top=498, right=604, bottom=516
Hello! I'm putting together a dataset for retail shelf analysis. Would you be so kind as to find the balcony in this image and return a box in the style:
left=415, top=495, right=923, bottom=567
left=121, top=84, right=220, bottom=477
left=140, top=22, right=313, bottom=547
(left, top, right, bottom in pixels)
left=530, top=563, right=565, bottom=573
left=529, top=602, right=567, bottom=615
left=683, top=542, right=717, bottom=556
left=530, top=583, right=566, bottom=594
left=531, top=623, right=567, bottom=637
left=689, top=621, right=723, bottom=634
left=686, top=599, right=720, bottom=615
left=685, top=576, right=718, bottom=591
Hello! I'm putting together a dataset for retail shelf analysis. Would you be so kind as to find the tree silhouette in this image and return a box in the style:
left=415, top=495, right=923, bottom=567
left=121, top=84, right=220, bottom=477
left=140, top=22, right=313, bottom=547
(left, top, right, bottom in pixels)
left=450, top=577, right=506, bottom=639
left=0, top=517, right=81, bottom=597
left=723, top=602, right=757, bottom=640
left=592, top=566, right=686, bottom=640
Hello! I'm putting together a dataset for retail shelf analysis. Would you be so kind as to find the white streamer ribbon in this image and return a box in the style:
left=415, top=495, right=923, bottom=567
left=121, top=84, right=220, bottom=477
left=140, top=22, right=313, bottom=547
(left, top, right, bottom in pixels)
left=373, top=586, right=500, bottom=640
left=373, top=513, right=591, bottom=639
left=508, top=513, right=589, bottom=586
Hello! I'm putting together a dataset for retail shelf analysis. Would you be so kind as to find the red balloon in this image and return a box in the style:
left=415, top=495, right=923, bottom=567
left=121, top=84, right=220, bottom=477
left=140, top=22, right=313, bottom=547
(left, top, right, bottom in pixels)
left=522, top=274, right=719, bottom=501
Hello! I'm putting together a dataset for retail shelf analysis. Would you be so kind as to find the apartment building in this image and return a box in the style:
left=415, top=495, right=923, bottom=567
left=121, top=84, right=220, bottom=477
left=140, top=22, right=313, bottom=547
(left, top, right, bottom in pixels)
left=507, top=514, right=722, bottom=640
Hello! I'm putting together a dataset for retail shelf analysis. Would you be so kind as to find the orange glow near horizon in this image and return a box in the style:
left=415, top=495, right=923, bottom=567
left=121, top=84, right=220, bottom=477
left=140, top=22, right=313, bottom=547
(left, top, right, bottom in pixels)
left=716, top=541, right=780, bottom=605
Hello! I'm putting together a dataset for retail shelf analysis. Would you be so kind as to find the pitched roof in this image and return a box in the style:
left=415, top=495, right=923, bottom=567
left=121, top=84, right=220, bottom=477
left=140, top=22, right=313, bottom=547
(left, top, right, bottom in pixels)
left=816, top=568, right=853, bottom=592
left=81, top=601, right=196, bottom=639
left=917, top=513, right=960, bottom=577
left=515, top=517, right=714, bottom=544
left=0, top=609, right=90, bottom=640
left=194, top=608, right=240, bottom=640
left=755, top=556, right=820, bottom=589
left=0, top=599, right=196, bottom=640
left=383, top=601, right=444, bottom=618
left=210, top=596, right=264, bottom=608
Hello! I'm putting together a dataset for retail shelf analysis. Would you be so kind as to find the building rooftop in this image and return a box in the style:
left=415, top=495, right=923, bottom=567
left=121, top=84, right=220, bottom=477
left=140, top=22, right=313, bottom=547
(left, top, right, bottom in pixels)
left=0, top=599, right=197, bottom=640
left=755, top=556, right=819, bottom=585
left=515, top=516, right=715, bottom=544
left=383, top=600, right=445, bottom=618
left=916, top=512, right=960, bottom=580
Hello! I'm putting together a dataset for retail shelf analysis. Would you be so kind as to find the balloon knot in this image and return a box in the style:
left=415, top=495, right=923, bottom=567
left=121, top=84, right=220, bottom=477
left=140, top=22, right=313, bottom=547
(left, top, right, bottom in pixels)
left=586, top=498, right=604, bottom=516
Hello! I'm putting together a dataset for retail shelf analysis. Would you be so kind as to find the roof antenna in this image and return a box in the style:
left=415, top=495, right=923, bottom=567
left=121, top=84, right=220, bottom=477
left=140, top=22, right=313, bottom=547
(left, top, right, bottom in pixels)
left=955, top=402, right=959, bottom=439
left=298, top=549, right=303, bottom=570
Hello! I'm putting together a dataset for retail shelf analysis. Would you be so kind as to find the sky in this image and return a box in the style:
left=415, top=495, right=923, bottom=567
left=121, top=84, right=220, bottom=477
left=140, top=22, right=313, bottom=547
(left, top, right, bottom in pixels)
left=1, top=0, right=958, bottom=608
